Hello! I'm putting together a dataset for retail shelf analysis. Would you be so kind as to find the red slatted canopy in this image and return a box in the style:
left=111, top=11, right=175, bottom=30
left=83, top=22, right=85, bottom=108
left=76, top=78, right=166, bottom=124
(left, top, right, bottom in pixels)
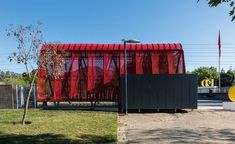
left=41, top=43, right=183, bottom=51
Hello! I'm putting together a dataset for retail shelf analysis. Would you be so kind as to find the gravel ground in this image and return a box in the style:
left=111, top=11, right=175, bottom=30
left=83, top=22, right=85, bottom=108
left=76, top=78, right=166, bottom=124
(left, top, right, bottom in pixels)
left=118, top=110, right=235, bottom=144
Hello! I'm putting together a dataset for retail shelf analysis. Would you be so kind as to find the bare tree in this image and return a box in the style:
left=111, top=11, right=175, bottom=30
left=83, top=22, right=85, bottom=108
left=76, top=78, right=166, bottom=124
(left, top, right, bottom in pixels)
left=6, top=22, right=65, bottom=125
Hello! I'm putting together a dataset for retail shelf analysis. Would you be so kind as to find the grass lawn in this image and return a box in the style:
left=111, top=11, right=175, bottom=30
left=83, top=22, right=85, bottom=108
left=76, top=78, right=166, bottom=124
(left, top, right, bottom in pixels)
left=0, top=109, right=117, bottom=144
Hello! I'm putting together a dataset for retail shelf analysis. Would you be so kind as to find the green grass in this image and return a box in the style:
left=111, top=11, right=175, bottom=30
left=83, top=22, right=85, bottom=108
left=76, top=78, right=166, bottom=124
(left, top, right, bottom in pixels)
left=0, top=110, right=117, bottom=144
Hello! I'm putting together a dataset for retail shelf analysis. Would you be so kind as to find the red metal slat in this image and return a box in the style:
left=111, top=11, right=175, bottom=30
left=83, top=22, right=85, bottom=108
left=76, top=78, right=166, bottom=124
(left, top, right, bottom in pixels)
left=64, top=44, right=70, bottom=50
left=148, top=44, right=153, bottom=50
left=103, top=44, right=109, bottom=51
left=110, top=44, right=115, bottom=50
left=164, top=44, right=170, bottom=50
left=97, top=44, right=103, bottom=50
left=119, top=44, right=124, bottom=51
left=176, top=43, right=183, bottom=50
left=86, top=44, right=93, bottom=51
left=56, top=44, right=61, bottom=50
left=136, top=44, right=142, bottom=50
left=126, top=44, right=131, bottom=51
left=114, top=44, right=119, bottom=50
left=69, top=44, right=76, bottom=51
left=91, top=44, right=97, bottom=50
left=80, top=44, right=87, bottom=50
left=142, top=44, right=147, bottom=50
left=130, top=44, right=135, bottom=51
left=74, top=44, right=80, bottom=50
left=159, top=44, right=164, bottom=50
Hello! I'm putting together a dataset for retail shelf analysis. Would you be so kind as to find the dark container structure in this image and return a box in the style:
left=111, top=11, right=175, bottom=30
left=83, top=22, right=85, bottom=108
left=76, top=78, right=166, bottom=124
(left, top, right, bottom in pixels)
left=120, top=74, right=198, bottom=110
left=37, top=43, right=186, bottom=103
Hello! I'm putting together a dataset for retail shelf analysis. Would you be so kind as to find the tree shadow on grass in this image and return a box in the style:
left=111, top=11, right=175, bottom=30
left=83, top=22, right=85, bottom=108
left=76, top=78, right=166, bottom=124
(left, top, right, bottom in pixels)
left=0, top=133, right=116, bottom=144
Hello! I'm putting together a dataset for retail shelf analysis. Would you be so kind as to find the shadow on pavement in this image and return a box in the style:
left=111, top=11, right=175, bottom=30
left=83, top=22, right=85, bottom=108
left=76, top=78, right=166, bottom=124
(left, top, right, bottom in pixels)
left=127, top=128, right=235, bottom=143
left=120, top=109, right=188, bottom=114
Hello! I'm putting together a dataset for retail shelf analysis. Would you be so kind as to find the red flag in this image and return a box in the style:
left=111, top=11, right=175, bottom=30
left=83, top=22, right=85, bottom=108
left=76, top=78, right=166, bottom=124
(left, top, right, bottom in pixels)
left=218, top=31, right=221, bottom=58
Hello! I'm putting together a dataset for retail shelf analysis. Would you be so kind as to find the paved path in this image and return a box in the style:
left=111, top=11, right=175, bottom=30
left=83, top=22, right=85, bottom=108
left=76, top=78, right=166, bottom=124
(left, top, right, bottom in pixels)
left=118, top=100, right=235, bottom=143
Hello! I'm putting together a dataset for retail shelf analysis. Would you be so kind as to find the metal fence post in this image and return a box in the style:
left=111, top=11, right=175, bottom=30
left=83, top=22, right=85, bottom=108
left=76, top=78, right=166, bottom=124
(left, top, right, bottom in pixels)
left=11, top=84, right=14, bottom=109
left=21, top=86, right=24, bottom=108
left=16, top=85, right=18, bottom=109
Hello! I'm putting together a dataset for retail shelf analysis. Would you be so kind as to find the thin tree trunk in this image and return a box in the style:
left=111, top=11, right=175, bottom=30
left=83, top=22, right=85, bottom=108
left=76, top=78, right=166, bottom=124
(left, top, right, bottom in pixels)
left=25, top=63, right=31, bottom=78
left=21, top=70, right=38, bottom=125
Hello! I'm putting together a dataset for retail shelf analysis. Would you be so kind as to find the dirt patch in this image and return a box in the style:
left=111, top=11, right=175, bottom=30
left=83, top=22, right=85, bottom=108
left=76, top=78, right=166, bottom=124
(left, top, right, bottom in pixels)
left=118, top=110, right=235, bottom=143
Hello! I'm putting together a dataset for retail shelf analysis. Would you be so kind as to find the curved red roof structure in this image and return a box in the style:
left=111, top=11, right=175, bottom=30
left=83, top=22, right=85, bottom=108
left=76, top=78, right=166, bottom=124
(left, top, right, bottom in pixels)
left=38, top=43, right=186, bottom=102
left=41, top=43, right=183, bottom=51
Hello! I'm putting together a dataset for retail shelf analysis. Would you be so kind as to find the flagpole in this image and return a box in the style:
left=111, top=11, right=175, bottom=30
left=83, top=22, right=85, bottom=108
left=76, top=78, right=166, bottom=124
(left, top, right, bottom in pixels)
left=219, top=54, right=221, bottom=90
left=218, top=30, right=221, bottom=92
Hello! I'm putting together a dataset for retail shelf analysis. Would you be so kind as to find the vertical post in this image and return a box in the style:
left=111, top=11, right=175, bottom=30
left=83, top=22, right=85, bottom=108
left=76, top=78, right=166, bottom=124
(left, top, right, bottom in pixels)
left=11, top=85, right=15, bottom=109
left=16, top=85, right=18, bottom=109
left=218, top=56, right=221, bottom=92
left=218, top=30, right=221, bottom=92
left=124, top=41, right=128, bottom=115
left=21, top=86, right=24, bottom=108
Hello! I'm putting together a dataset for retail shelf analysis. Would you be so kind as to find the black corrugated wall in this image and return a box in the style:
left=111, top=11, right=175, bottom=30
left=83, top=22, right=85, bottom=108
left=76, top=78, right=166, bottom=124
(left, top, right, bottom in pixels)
left=120, top=74, right=198, bottom=110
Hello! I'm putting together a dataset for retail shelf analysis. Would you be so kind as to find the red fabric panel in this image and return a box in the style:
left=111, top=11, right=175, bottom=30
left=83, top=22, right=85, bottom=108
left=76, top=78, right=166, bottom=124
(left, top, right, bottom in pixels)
left=53, top=54, right=64, bottom=101
left=104, top=53, right=112, bottom=84
left=167, top=52, right=176, bottom=74
left=54, top=78, right=62, bottom=101
left=135, top=53, right=144, bottom=74
left=151, top=52, right=160, bottom=74
left=87, top=53, right=97, bottom=91
left=119, top=53, right=124, bottom=75
left=37, top=68, right=46, bottom=101
left=70, top=53, right=80, bottom=98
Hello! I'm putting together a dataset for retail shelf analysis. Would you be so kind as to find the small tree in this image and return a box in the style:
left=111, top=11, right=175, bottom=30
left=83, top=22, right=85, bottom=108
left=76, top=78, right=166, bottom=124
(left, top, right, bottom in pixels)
left=6, top=22, right=65, bottom=125
left=191, top=66, right=218, bottom=85
left=221, top=67, right=235, bottom=86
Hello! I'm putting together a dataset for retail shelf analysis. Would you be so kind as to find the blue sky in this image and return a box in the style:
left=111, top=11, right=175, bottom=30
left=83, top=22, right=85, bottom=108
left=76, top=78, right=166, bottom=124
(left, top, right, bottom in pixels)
left=0, top=0, right=235, bottom=73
